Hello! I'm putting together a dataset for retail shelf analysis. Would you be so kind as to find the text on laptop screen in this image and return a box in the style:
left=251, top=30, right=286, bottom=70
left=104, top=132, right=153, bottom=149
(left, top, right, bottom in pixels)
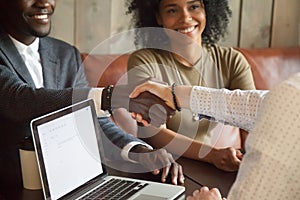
left=37, top=106, right=103, bottom=199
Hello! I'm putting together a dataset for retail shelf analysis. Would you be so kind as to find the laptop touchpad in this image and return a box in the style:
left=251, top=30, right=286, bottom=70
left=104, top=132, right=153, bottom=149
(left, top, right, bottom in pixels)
left=133, top=194, right=168, bottom=200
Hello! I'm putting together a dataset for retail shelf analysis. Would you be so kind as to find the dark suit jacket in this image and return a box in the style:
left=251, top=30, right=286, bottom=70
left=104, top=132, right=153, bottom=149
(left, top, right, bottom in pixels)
left=0, top=31, right=143, bottom=189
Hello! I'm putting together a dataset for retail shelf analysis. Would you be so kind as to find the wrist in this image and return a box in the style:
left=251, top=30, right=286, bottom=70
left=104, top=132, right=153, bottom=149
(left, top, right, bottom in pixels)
left=164, top=86, right=175, bottom=109
left=128, top=145, right=151, bottom=161
left=101, top=85, right=114, bottom=114
left=171, top=83, right=181, bottom=111
left=174, top=85, right=192, bottom=109
left=198, top=145, right=218, bottom=164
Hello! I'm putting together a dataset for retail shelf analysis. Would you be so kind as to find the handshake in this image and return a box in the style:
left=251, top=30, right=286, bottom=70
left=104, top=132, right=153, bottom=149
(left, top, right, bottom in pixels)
left=101, top=80, right=178, bottom=127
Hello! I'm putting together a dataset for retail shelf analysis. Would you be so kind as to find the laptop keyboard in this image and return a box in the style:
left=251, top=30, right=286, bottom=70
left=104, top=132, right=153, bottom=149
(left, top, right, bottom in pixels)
left=80, top=178, right=149, bottom=200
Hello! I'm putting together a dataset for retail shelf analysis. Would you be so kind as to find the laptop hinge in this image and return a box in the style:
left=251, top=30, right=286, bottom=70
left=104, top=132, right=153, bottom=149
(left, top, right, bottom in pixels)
left=61, top=178, right=107, bottom=200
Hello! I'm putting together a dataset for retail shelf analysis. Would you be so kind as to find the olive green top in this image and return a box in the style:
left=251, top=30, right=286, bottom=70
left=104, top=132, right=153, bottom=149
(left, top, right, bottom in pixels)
left=127, top=45, right=255, bottom=144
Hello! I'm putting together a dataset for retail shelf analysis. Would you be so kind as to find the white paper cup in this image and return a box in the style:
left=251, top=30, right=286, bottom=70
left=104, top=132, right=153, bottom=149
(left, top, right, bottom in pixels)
left=19, top=137, right=42, bottom=190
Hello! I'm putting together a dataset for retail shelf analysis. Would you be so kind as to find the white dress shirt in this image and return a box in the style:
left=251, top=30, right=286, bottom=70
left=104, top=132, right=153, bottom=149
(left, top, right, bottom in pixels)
left=191, top=73, right=300, bottom=199
left=9, top=36, right=44, bottom=88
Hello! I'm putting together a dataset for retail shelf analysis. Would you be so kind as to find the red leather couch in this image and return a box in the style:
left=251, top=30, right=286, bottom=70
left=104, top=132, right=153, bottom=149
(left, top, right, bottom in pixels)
left=82, top=46, right=300, bottom=90
left=81, top=46, right=300, bottom=148
left=237, top=47, right=300, bottom=90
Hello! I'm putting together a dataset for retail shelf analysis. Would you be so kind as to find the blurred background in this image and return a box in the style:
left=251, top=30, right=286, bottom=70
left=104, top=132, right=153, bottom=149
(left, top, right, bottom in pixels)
left=51, top=0, right=300, bottom=53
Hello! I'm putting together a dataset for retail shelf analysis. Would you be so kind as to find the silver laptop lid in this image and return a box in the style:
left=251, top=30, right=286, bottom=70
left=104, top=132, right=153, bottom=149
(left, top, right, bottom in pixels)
left=31, top=99, right=107, bottom=200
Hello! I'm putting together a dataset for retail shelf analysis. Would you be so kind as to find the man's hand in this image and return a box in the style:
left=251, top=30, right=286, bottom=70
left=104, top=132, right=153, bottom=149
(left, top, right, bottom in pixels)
left=187, top=186, right=225, bottom=200
left=128, top=80, right=178, bottom=126
left=129, top=80, right=175, bottom=109
left=129, top=91, right=175, bottom=127
left=111, top=84, right=175, bottom=127
left=129, top=145, right=184, bottom=185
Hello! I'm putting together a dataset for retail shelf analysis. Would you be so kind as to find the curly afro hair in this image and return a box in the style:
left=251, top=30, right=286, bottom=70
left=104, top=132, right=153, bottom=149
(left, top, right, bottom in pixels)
left=126, top=0, right=232, bottom=47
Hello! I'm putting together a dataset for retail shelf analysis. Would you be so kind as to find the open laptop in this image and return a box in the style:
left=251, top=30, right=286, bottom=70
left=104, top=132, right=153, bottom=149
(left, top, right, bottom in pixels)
left=31, top=99, right=185, bottom=200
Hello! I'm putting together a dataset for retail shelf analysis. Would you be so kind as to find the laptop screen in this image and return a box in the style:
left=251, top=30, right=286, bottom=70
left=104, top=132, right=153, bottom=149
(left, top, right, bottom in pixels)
left=31, top=100, right=105, bottom=200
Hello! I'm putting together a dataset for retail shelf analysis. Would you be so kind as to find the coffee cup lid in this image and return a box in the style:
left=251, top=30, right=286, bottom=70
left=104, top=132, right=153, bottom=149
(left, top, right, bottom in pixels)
left=19, top=136, right=34, bottom=151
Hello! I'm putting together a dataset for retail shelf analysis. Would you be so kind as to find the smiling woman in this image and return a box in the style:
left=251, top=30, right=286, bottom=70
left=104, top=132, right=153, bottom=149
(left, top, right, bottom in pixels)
left=120, top=0, right=256, bottom=172
left=126, top=0, right=231, bottom=48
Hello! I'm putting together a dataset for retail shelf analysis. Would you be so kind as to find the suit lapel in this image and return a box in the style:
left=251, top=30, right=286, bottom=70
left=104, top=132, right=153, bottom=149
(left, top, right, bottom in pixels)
left=39, top=38, right=60, bottom=89
left=0, top=32, right=61, bottom=89
left=0, top=33, right=36, bottom=87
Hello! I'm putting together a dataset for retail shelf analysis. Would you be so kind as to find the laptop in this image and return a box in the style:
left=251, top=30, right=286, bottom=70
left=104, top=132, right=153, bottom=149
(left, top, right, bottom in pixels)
left=31, top=99, right=185, bottom=200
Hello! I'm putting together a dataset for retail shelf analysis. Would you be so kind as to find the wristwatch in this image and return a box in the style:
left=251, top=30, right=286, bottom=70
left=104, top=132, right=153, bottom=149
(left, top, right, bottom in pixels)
left=101, top=85, right=114, bottom=114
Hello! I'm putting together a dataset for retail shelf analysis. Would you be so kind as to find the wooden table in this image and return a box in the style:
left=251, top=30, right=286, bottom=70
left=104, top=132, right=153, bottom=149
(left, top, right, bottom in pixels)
left=0, top=158, right=236, bottom=199
left=177, top=157, right=237, bottom=197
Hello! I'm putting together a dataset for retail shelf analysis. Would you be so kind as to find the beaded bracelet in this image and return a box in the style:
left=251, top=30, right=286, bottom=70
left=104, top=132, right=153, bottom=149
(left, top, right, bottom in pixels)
left=171, top=83, right=181, bottom=112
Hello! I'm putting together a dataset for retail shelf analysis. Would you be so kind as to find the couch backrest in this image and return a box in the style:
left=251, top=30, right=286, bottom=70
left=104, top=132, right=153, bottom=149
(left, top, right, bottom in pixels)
left=82, top=53, right=129, bottom=87
left=82, top=47, right=300, bottom=149
left=82, top=46, right=300, bottom=90
left=237, top=47, right=300, bottom=89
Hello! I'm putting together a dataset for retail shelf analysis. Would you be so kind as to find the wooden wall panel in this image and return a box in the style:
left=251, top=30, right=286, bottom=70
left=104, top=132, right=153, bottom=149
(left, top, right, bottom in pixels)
left=272, top=0, right=300, bottom=47
left=109, top=0, right=136, bottom=54
left=50, top=0, right=300, bottom=52
left=111, top=0, right=131, bottom=34
left=240, top=0, right=273, bottom=48
left=50, top=0, right=75, bottom=45
left=75, top=0, right=112, bottom=53
left=219, top=0, right=241, bottom=47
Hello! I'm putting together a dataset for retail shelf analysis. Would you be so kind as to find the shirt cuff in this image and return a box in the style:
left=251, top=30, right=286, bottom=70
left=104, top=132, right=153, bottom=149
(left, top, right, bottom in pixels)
left=88, top=88, right=110, bottom=117
left=121, top=141, right=153, bottom=163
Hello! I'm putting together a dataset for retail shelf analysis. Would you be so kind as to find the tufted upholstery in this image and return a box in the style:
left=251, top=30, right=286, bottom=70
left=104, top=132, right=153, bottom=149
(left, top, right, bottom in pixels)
left=81, top=46, right=300, bottom=148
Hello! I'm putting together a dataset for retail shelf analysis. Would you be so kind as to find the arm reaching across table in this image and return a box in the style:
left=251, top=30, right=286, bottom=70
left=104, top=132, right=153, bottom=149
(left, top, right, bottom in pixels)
left=129, top=80, right=268, bottom=131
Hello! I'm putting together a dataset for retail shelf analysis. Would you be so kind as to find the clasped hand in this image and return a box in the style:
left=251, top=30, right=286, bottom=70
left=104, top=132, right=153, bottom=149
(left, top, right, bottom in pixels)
left=111, top=83, right=175, bottom=127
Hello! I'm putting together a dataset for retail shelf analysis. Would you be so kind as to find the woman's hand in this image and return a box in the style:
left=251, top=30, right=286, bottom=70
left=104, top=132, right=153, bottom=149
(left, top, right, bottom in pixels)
left=129, top=80, right=176, bottom=126
left=129, top=79, right=175, bottom=127
left=129, top=80, right=175, bottom=109
left=187, top=186, right=226, bottom=200
left=209, top=147, right=243, bottom=172
left=129, top=91, right=175, bottom=127
left=111, top=82, right=175, bottom=127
